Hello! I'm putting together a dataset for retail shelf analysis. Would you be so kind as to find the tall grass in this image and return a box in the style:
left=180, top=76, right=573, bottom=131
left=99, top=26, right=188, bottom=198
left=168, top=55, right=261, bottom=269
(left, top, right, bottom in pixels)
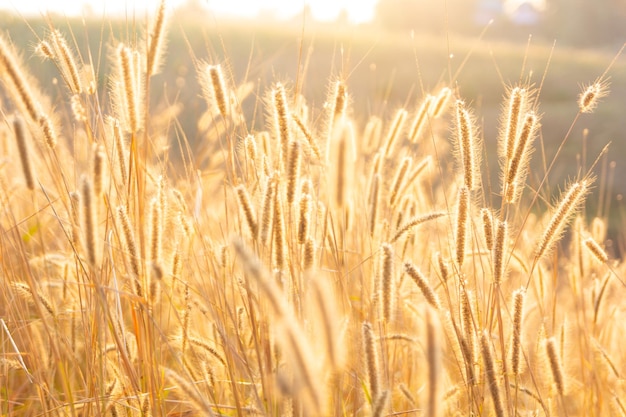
left=0, top=3, right=625, bottom=416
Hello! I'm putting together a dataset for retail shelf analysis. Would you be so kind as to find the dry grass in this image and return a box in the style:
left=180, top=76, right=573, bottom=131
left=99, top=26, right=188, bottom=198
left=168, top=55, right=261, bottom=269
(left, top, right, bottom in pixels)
left=0, top=3, right=625, bottom=417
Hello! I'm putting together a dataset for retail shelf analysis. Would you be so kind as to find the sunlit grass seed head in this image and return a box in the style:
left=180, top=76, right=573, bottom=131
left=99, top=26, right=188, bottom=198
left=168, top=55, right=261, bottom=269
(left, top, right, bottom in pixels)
left=145, top=0, right=168, bottom=77
left=115, top=43, right=140, bottom=133
left=503, top=110, right=539, bottom=203
left=408, top=94, right=434, bottom=143
left=429, top=86, right=452, bottom=118
left=455, top=185, right=470, bottom=268
left=35, top=40, right=54, bottom=60
left=454, top=100, right=481, bottom=191
left=12, top=114, right=35, bottom=190
left=584, top=236, right=609, bottom=264
left=535, top=180, right=590, bottom=260
left=578, top=79, right=609, bottom=113
left=50, top=29, right=83, bottom=94
left=0, top=34, right=41, bottom=121
left=510, top=288, right=525, bottom=376
left=501, top=86, right=527, bottom=163
left=207, top=64, right=229, bottom=118
left=382, top=108, right=408, bottom=158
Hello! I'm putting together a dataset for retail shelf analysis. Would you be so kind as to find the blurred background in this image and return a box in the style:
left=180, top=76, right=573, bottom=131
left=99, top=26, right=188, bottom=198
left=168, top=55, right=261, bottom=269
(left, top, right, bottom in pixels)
left=1, top=0, right=625, bottom=243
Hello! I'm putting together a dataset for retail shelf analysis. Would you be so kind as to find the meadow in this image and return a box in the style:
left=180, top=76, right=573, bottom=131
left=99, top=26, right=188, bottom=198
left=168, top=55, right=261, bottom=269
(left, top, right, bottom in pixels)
left=0, top=2, right=625, bottom=416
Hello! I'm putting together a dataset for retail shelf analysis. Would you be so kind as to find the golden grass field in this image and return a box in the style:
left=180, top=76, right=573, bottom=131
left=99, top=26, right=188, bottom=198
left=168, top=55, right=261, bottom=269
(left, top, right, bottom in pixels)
left=0, top=2, right=625, bottom=416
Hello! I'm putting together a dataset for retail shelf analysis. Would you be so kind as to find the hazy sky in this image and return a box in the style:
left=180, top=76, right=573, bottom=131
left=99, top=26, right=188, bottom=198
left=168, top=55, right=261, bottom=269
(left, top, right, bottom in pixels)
left=0, top=0, right=379, bottom=23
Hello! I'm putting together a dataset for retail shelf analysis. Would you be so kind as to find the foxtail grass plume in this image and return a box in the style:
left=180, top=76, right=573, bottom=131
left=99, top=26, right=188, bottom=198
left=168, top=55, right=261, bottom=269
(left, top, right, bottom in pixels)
left=578, top=80, right=609, bottom=113
left=454, top=100, right=480, bottom=190
left=511, top=288, right=525, bottom=376
left=50, top=30, right=83, bottom=94
left=362, top=321, right=380, bottom=402
left=273, top=83, right=291, bottom=168
left=404, top=262, right=441, bottom=309
left=545, top=336, right=565, bottom=396
left=81, top=175, right=98, bottom=267
left=382, top=108, right=408, bottom=158
left=481, top=208, right=494, bottom=250
left=425, top=307, right=441, bottom=417
left=292, top=113, right=321, bottom=160
left=455, top=186, right=470, bottom=268
left=259, top=175, right=276, bottom=245
left=146, top=0, right=168, bottom=76
left=493, top=220, right=507, bottom=285
left=13, top=115, right=35, bottom=190
left=235, top=185, right=258, bottom=238
left=481, top=331, right=505, bottom=417
left=0, top=34, right=57, bottom=147
left=504, top=111, right=538, bottom=203
left=501, top=86, right=526, bottom=164
left=207, top=64, right=229, bottom=118
left=297, top=192, right=312, bottom=245
left=429, top=86, right=451, bottom=118
left=116, top=44, right=140, bottom=133
left=380, top=243, right=395, bottom=323
left=389, top=156, right=412, bottom=207
left=584, top=236, right=609, bottom=263
left=535, top=180, right=590, bottom=260
left=286, top=139, right=301, bottom=205
left=408, top=94, right=434, bottom=143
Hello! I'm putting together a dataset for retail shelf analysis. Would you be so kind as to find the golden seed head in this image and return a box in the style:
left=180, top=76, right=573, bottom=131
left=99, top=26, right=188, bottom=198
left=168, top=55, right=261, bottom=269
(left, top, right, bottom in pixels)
left=579, top=81, right=608, bottom=113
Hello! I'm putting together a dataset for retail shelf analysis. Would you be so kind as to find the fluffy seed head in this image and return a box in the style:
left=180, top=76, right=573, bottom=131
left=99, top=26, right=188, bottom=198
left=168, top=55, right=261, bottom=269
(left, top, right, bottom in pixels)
left=502, top=86, right=526, bottom=162
left=380, top=243, right=395, bottom=322
left=362, top=321, right=380, bottom=401
left=455, top=186, right=469, bottom=268
left=35, top=40, right=54, bottom=60
left=481, top=331, right=505, bottom=417
left=273, top=83, right=291, bottom=167
left=404, top=262, right=441, bottom=309
left=389, top=156, right=412, bottom=207
left=511, top=288, right=525, bottom=375
left=481, top=208, right=494, bottom=250
left=425, top=307, right=441, bottom=417
left=146, top=0, right=168, bottom=76
left=455, top=100, right=480, bottom=190
left=536, top=180, right=589, bottom=260
left=117, top=205, right=141, bottom=280
left=116, top=44, right=139, bottom=133
left=13, top=115, right=35, bottom=190
left=584, top=237, right=608, bottom=263
left=93, top=145, right=105, bottom=196
left=297, top=192, right=312, bottom=245
left=81, top=175, right=97, bottom=266
left=382, top=108, right=408, bottom=158
left=0, top=35, right=42, bottom=121
left=430, top=86, right=451, bottom=118
left=236, top=185, right=258, bottom=238
left=286, top=139, right=301, bottom=205
left=545, top=336, right=565, bottom=396
left=207, top=64, right=228, bottom=118
left=504, top=111, right=538, bottom=203
left=579, top=81, right=609, bottom=113
left=493, top=220, right=507, bottom=285
left=408, top=94, right=434, bottom=143
left=51, top=30, right=83, bottom=94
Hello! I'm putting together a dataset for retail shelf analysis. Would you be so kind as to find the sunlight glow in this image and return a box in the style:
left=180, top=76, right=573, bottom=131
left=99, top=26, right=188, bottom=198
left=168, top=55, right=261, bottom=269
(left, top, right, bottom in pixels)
left=1, top=0, right=379, bottom=23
